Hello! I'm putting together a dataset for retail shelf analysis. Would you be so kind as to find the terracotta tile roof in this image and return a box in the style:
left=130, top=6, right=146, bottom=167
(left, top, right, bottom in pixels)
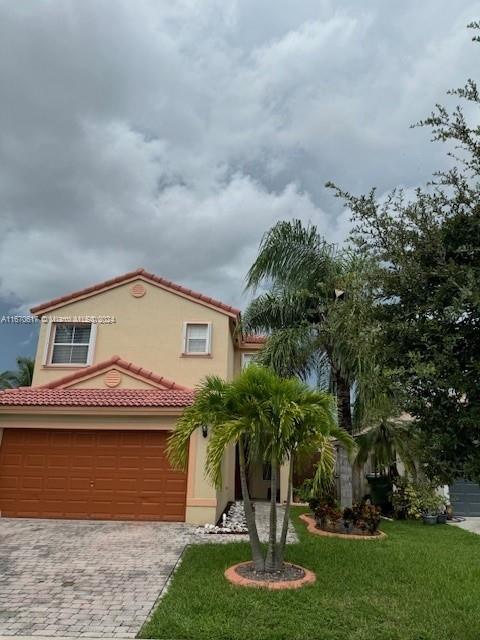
left=30, top=268, right=241, bottom=318
left=0, top=387, right=194, bottom=408
left=40, top=355, right=191, bottom=391
left=242, top=334, right=267, bottom=344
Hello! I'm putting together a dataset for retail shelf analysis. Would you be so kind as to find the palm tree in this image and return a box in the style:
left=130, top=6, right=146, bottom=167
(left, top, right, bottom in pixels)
left=243, top=220, right=380, bottom=435
left=0, top=357, right=34, bottom=389
left=168, top=365, right=354, bottom=572
left=356, top=403, right=418, bottom=479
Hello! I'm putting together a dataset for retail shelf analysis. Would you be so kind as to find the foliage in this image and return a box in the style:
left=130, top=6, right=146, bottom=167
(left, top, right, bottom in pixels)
left=355, top=415, right=418, bottom=478
left=310, top=495, right=382, bottom=534
left=392, top=478, right=447, bottom=519
left=354, top=503, right=382, bottom=534
left=243, top=220, right=385, bottom=434
left=0, top=357, right=34, bottom=389
left=294, top=478, right=314, bottom=503
left=327, top=25, right=480, bottom=482
left=341, top=503, right=382, bottom=534
left=312, top=494, right=341, bottom=528
left=167, top=365, right=354, bottom=572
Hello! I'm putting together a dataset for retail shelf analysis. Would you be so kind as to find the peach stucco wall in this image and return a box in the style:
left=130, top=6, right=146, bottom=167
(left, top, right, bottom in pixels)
left=32, top=279, right=233, bottom=389
left=69, top=370, right=157, bottom=389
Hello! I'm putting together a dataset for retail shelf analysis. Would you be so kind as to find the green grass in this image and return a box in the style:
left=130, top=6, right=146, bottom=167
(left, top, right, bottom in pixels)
left=139, top=507, right=480, bottom=640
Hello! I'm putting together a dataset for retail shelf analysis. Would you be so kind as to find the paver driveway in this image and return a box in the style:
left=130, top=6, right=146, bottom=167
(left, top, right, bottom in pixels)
left=0, top=518, right=195, bottom=638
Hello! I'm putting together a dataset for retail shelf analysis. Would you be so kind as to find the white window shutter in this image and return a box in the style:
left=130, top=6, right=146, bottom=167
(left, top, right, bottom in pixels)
left=182, top=322, right=188, bottom=353
left=207, top=322, right=212, bottom=354
left=86, top=323, right=98, bottom=365
left=42, top=321, right=53, bottom=365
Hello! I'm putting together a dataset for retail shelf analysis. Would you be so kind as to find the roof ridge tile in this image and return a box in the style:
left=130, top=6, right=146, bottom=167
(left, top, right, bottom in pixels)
left=39, top=356, right=191, bottom=391
left=30, top=268, right=240, bottom=317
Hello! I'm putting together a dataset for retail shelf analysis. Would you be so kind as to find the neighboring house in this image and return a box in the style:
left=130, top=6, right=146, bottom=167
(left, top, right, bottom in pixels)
left=0, top=268, right=287, bottom=525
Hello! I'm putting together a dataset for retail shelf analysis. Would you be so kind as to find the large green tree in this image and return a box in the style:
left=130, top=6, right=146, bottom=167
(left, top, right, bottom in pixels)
left=167, top=365, right=353, bottom=572
left=328, top=24, right=480, bottom=483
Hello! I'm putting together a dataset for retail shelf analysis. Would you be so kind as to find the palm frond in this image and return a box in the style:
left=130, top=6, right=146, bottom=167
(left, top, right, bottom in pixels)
left=246, top=220, right=337, bottom=292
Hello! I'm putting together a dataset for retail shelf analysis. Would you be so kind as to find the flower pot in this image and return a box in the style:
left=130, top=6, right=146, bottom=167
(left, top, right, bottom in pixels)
left=422, top=514, right=438, bottom=525
left=437, top=513, right=448, bottom=524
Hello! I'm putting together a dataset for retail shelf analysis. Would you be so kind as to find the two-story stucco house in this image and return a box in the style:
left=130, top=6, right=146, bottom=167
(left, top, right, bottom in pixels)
left=0, top=269, right=289, bottom=524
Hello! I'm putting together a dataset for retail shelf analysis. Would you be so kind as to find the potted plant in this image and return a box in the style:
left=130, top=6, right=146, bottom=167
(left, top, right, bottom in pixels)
left=437, top=499, right=449, bottom=524
left=437, top=511, right=448, bottom=525
left=421, top=494, right=445, bottom=525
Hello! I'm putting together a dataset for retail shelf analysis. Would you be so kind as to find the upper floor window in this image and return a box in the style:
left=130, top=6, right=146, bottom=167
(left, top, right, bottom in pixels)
left=242, top=352, right=256, bottom=369
left=46, top=323, right=96, bottom=365
left=183, top=322, right=211, bottom=355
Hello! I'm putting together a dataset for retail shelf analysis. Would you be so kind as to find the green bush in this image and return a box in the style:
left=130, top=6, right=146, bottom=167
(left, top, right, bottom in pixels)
left=392, top=478, right=446, bottom=519
left=295, top=478, right=314, bottom=503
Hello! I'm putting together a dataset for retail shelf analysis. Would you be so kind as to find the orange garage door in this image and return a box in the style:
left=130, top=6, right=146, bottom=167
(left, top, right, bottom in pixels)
left=0, top=429, right=187, bottom=521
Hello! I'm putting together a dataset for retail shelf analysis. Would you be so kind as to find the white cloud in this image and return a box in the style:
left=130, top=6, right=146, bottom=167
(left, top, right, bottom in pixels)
left=0, top=0, right=479, bottom=317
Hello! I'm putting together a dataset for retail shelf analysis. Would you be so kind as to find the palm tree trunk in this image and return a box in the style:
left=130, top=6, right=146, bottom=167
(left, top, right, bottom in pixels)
left=238, top=436, right=264, bottom=572
left=265, top=455, right=278, bottom=572
left=336, top=374, right=352, bottom=433
left=336, top=373, right=353, bottom=507
left=275, top=454, right=294, bottom=570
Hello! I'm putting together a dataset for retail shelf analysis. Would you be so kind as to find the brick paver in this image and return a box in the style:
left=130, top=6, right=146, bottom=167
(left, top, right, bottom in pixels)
left=0, top=518, right=195, bottom=638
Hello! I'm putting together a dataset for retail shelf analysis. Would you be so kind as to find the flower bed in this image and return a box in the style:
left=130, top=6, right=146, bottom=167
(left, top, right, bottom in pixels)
left=300, top=513, right=387, bottom=540
left=306, top=496, right=384, bottom=538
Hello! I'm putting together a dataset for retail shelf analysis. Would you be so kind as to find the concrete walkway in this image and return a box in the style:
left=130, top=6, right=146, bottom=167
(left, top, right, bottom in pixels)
left=450, top=517, right=480, bottom=534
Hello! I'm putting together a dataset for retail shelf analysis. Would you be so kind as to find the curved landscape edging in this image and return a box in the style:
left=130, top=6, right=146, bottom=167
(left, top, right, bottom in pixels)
left=300, top=513, right=387, bottom=540
left=224, top=561, right=316, bottom=590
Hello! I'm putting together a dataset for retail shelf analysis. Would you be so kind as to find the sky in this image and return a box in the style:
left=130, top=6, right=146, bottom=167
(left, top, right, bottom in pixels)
left=0, top=0, right=479, bottom=371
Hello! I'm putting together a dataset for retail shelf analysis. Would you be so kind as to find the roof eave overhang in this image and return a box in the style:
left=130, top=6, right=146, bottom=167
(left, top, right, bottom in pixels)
left=31, top=272, right=240, bottom=320
left=0, top=406, right=187, bottom=416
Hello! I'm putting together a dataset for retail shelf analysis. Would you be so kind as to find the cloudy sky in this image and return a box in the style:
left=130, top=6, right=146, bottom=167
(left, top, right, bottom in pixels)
left=0, top=0, right=479, bottom=370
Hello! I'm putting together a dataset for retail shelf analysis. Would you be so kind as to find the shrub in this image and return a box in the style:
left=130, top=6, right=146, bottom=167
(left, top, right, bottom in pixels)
left=360, top=503, right=382, bottom=534
left=295, top=478, right=314, bottom=503
left=343, top=502, right=382, bottom=534
left=392, top=478, right=446, bottom=519
left=312, top=495, right=341, bottom=528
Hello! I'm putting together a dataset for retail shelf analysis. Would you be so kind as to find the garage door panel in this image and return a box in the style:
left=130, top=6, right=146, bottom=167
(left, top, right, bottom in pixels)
left=0, top=429, right=187, bottom=521
left=95, top=455, right=117, bottom=468
left=72, top=432, right=96, bottom=446
left=2, top=453, right=22, bottom=466
left=47, top=454, right=69, bottom=468
left=22, top=476, right=44, bottom=490
left=24, top=454, right=47, bottom=467
left=44, top=476, right=69, bottom=490
left=71, top=455, right=94, bottom=468
left=450, top=479, right=480, bottom=516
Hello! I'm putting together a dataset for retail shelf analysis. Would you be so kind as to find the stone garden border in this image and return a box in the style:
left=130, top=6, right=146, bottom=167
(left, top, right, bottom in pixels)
left=225, top=561, right=316, bottom=590
left=300, top=513, right=387, bottom=540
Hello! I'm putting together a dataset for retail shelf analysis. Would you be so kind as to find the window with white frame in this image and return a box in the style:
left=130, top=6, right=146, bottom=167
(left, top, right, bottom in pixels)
left=241, top=352, right=256, bottom=369
left=49, top=323, right=94, bottom=365
left=184, top=323, right=211, bottom=355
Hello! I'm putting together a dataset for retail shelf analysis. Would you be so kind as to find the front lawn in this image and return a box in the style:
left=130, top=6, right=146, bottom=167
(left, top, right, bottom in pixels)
left=139, top=507, right=480, bottom=640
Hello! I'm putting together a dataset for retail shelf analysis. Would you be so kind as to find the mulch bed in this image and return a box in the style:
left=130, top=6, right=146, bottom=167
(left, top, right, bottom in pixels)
left=224, top=560, right=316, bottom=589
left=317, top=522, right=381, bottom=536
left=235, top=562, right=305, bottom=583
